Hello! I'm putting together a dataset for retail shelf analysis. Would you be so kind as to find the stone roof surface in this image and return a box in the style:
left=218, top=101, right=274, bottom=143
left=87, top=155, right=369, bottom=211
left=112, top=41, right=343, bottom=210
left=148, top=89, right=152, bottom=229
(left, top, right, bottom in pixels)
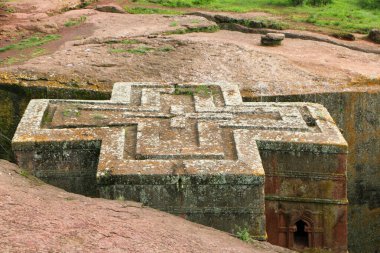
left=13, top=82, right=347, bottom=180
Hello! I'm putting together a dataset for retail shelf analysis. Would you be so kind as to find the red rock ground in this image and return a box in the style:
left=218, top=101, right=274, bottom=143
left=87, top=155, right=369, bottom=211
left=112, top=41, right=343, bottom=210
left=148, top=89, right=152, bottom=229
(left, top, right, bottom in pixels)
left=0, top=160, right=294, bottom=253
left=1, top=0, right=379, bottom=96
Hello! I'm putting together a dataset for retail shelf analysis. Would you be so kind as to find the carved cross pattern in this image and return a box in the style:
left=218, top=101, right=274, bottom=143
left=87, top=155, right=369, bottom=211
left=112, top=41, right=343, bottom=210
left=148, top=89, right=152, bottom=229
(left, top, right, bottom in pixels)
left=12, top=83, right=347, bottom=180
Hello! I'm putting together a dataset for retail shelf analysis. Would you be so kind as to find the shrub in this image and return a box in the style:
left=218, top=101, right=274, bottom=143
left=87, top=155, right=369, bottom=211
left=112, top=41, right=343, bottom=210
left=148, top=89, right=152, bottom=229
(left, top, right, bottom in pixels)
left=290, top=0, right=332, bottom=6
left=308, top=0, right=333, bottom=6
left=290, top=0, right=305, bottom=6
left=192, top=0, right=214, bottom=5
left=236, top=227, right=252, bottom=242
left=359, top=0, right=380, bottom=8
left=148, top=0, right=214, bottom=7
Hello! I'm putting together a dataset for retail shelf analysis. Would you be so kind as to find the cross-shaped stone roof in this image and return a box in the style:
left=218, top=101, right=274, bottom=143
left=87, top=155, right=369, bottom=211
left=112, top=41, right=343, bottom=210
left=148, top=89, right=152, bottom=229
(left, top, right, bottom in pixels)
left=12, top=82, right=347, bottom=239
left=13, top=82, right=347, bottom=178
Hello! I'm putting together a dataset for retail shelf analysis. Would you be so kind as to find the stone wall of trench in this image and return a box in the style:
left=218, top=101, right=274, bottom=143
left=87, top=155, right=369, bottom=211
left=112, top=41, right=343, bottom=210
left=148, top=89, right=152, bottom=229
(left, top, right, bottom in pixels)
left=0, top=84, right=110, bottom=161
left=244, top=91, right=380, bottom=253
left=0, top=82, right=378, bottom=253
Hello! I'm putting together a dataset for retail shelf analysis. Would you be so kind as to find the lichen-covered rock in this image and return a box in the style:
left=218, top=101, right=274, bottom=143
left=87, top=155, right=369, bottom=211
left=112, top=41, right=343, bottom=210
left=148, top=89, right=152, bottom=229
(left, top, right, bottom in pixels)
left=368, top=29, right=380, bottom=44
left=261, top=33, right=285, bottom=46
left=12, top=82, right=348, bottom=252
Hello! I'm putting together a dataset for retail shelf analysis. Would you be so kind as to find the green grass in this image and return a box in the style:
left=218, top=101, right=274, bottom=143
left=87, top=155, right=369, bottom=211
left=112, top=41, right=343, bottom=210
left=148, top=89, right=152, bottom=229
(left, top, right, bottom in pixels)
left=64, top=15, right=87, bottom=27
left=127, top=46, right=154, bottom=54
left=164, top=25, right=219, bottom=34
left=124, top=6, right=183, bottom=14
left=41, top=110, right=54, bottom=125
left=18, top=168, right=44, bottom=185
left=105, top=39, right=140, bottom=45
left=109, top=46, right=153, bottom=54
left=131, top=0, right=380, bottom=33
left=0, top=57, right=21, bottom=65
left=31, top=47, right=46, bottom=57
left=174, top=85, right=214, bottom=96
left=170, top=21, right=179, bottom=27
left=158, top=45, right=175, bottom=52
left=233, top=18, right=289, bottom=30
left=0, top=34, right=61, bottom=53
left=19, top=170, right=30, bottom=178
left=121, top=39, right=140, bottom=44
left=236, top=227, right=253, bottom=242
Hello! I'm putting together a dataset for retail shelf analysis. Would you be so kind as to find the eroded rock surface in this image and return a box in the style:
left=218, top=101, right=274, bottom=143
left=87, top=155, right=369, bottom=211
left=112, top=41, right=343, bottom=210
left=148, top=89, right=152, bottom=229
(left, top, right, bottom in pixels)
left=0, top=159, right=294, bottom=253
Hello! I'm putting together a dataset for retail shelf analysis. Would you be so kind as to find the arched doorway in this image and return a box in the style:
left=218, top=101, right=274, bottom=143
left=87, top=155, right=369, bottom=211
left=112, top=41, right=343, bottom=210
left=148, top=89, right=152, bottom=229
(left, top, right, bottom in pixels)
left=294, top=220, right=309, bottom=249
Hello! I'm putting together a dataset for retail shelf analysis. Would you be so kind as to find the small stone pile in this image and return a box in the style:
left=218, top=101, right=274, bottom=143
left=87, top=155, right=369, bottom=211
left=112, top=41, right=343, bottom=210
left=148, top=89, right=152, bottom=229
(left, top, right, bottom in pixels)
left=261, top=33, right=285, bottom=46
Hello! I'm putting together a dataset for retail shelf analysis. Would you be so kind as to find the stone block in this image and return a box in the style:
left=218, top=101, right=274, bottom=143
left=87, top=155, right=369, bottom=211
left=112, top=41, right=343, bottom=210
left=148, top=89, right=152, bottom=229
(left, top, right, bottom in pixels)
left=261, top=33, right=285, bottom=46
left=12, top=82, right=348, bottom=251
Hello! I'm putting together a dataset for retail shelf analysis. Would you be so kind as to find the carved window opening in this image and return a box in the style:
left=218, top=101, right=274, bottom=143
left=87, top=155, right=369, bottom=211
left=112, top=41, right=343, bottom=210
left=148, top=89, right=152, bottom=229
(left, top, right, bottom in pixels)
left=294, top=220, right=309, bottom=249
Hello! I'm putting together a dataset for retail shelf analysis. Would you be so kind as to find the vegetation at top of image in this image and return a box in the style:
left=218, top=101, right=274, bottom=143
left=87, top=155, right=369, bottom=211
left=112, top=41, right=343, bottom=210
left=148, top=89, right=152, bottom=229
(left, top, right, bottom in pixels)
left=0, top=34, right=61, bottom=53
left=124, top=6, right=183, bottom=14
left=359, top=0, right=380, bottom=8
left=146, top=0, right=214, bottom=7
left=131, top=0, right=380, bottom=33
left=64, top=15, right=87, bottom=27
left=290, top=0, right=332, bottom=6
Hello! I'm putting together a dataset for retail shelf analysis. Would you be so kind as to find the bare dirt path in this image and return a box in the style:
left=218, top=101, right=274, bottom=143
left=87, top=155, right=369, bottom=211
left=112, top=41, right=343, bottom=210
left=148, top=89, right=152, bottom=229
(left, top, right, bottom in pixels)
left=0, top=160, right=293, bottom=253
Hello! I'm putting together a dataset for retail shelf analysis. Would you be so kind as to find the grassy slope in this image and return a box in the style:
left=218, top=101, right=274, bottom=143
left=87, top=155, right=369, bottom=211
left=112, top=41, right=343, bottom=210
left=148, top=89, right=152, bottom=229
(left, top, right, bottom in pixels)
left=132, top=0, right=380, bottom=33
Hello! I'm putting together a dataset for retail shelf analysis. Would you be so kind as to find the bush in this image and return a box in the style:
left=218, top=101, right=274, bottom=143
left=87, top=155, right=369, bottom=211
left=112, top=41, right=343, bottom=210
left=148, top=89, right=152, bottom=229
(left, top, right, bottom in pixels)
left=192, top=0, right=214, bottom=4
left=148, top=0, right=214, bottom=7
left=359, top=0, right=380, bottom=8
left=290, top=0, right=332, bottom=6
left=290, top=0, right=304, bottom=5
